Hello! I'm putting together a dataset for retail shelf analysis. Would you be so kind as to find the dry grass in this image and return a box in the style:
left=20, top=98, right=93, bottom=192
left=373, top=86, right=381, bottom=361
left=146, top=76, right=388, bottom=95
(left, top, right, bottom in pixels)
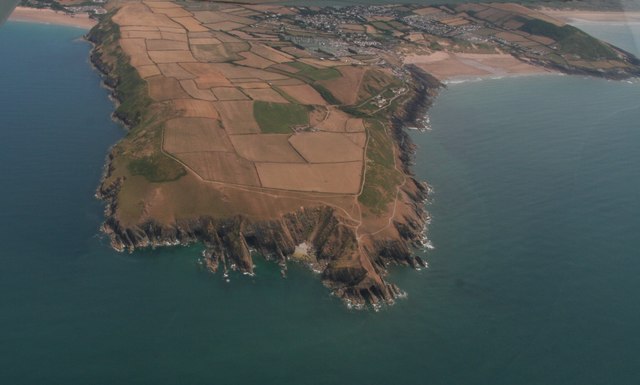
left=289, top=132, right=364, bottom=163
left=164, top=117, right=233, bottom=153
left=242, top=88, right=289, bottom=103
left=229, top=134, right=305, bottom=163
left=146, top=39, right=189, bottom=51
left=157, top=63, right=196, bottom=79
left=256, top=162, right=363, bottom=194
left=172, top=99, right=220, bottom=119
left=235, top=51, right=276, bottom=69
left=212, top=87, right=249, bottom=101
left=214, top=101, right=260, bottom=134
left=179, top=80, right=217, bottom=101
left=148, top=50, right=197, bottom=64
left=278, top=84, right=327, bottom=105
left=147, top=75, right=190, bottom=101
left=318, top=66, right=367, bottom=105
left=178, top=152, right=261, bottom=186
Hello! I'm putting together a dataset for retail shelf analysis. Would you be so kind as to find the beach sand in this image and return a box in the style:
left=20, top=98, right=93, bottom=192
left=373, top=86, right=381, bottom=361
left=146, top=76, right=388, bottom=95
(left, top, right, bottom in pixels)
left=8, top=7, right=97, bottom=29
left=540, top=8, right=640, bottom=23
left=404, top=52, right=550, bottom=82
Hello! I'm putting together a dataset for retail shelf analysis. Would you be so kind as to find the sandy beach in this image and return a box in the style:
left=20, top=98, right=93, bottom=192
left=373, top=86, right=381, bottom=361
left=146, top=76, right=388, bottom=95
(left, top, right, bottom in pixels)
left=404, top=52, right=551, bottom=82
left=540, top=8, right=640, bottom=23
left=8, top=7, right=97, bottom=29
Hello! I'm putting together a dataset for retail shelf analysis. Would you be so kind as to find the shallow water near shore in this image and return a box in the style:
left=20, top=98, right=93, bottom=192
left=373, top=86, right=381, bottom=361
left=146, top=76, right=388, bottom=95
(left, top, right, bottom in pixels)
left=1, top=20, right=640, bottom=385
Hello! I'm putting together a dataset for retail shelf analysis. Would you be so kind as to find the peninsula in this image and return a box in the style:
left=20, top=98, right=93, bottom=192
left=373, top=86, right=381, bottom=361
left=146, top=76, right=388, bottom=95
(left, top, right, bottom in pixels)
left=87, top=0, right=640, bottom=308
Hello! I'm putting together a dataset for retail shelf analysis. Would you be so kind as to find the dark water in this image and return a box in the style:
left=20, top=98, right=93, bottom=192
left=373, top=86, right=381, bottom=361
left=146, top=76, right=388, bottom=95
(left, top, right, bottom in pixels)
left=1, top=20, right=639, bottom=385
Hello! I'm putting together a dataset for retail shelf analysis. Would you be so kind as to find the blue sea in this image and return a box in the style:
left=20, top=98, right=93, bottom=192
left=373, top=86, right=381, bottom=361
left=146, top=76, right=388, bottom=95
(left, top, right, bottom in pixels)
left=0, top=19, right=639, bottom=385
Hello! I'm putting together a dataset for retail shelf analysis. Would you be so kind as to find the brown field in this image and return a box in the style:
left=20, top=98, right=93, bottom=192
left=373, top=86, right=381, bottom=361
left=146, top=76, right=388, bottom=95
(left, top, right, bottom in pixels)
left=148, top=50, right=197, bottom=64
left=192, top=11, right=254, bottom=25
left=147, top=76, right=190, bottom=101
left=212, top=87, right=249, bottom=101
left=160, top=32, right=188, bottom=42
left=204, top=21, right=245, bottom=31
left=180, top=63, right=233, bottom=88
left=151, top=7, right=192, bottom=18
left=495, top=31, right=531, bottom=43
left=121, top=30, right=163, bottom=39
left=164, top=118, right=233, bottom=153
left=289, top=132, right=364, bottom=163
left=120, top=39, right=154, bottom=66
left=179, top=152, right=261, bottom=186
left=278, top=84, right=327, bottom=105
left=249, top=44, right=294, bottom=63
left=157, top=63, right=196, bottom=80
left=114, top=3, right=182, bottom=28
left=119, top=26, right=159, bottom=32
left=242, top=88, right=289, bottom=103
left=146, top=39, right=189, bottom=51
left=319, top=66, right=367, bottom=105
left=270, top=78, right=306, bottom=86
left=214, top=101, right=260, bottom=134
left=270, top=63, right=300, bottom=74
left=111, top=1, right=368, bottom=197
left=238, top=82, right=271, bottom=89
left=189, top=37, right=222, bottom=45
left=172, top=16, right=209, bottom=32
left=344, top=132, right=367, bottom=147
left=158, top=26, right=187, bottom=34
left=179, top=80, right=218, bottom=101
left=190, top=42, right=249, bottom=62
left=143, top=1, right=180, bottom=9
left=228, top=30, right=256, bottom=41
left=235, top=51, right=276, bottom=69
left=256, top=162, right=363, bottom=194
left=340, top=23, right=365, bottom=32
left=192, top=11, right=227, bottom=23
left=229, top=134, right=305, bottom=163
left=525, top=34, right=555, bottom=46
left=345, top=118, right=365, bottom=133
left=314, top=108, right=351, bottom=132
left=172, top=99, right=220, bottom=119
left=137, top=64, right=162, bottom=78
left=212, top=63, right=288, bottom=81
left=280, top=46, right=314, bottom=58
left=209, top=31, right=243, bottom=43
left=188, top=32, right=214, bottom=38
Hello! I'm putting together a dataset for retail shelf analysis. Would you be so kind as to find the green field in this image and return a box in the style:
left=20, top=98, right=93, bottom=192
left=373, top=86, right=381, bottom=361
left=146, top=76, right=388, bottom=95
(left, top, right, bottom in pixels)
left=519, top=19, right=618, bottom=60
left=253, top=101, right=310, bottom=134
left=358, top=120, right=404, bottom=213
left=287, top=61, right=341, bottom=81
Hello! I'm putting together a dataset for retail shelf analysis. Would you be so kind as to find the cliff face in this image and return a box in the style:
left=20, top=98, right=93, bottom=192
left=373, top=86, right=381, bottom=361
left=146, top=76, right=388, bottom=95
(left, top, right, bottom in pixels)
left=98, top=171, right=432, bottom=308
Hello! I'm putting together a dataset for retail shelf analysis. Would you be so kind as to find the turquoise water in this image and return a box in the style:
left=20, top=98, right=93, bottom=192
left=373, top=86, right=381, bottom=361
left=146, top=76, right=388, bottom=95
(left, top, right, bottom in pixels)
left=1, top=20, right=639, bottom=385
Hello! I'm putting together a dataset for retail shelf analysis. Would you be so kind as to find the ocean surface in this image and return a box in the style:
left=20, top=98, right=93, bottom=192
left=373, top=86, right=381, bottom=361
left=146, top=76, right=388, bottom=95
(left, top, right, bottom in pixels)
left=0, top=19, right=639, bottom=385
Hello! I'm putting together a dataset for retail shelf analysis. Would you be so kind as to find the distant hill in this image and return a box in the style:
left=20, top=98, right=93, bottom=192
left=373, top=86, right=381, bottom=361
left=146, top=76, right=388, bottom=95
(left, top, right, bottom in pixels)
left=0, top=1, right=19, bottom=25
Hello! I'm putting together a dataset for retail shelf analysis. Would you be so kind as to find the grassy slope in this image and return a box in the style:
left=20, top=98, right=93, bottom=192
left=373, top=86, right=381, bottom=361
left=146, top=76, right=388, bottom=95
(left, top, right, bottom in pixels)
left=90, top=15, right=185, bottom=183
left=519, top=18, right=619, bottom=60
left=358, top=120, right=404, bottom=214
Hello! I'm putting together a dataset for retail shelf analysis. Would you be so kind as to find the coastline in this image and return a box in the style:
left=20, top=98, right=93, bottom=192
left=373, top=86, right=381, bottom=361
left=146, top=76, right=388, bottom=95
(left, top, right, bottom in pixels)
left=8, top=6, right=96, bottom=29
